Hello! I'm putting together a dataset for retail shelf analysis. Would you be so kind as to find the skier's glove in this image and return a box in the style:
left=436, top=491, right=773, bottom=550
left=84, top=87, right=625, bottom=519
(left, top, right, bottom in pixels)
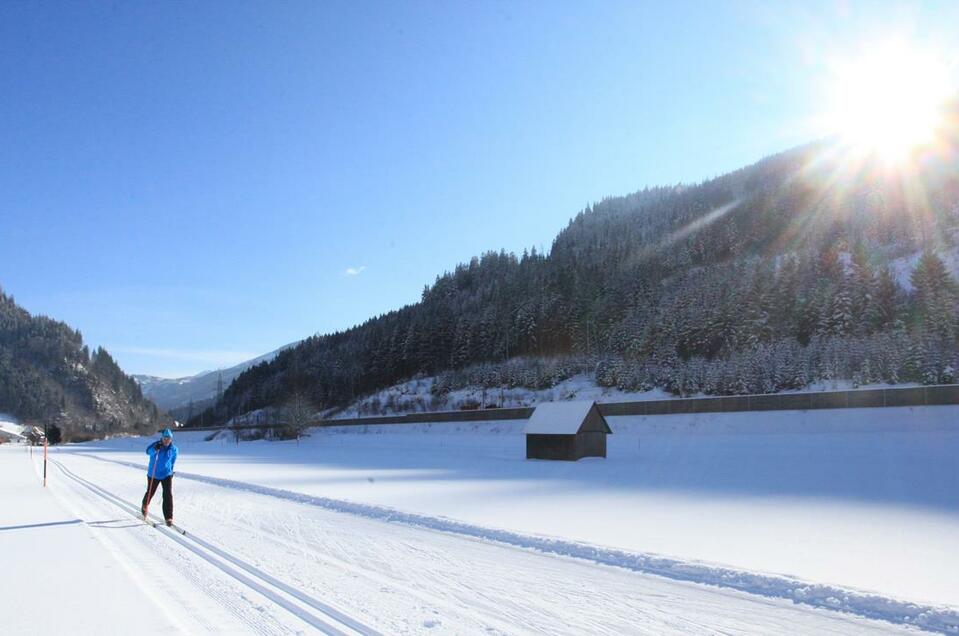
left=153, top=441, right=162, bottom=450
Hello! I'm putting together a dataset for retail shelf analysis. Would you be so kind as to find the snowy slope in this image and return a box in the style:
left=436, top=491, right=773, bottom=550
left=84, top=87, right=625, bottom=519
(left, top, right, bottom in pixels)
left=890, top=243, right=959, bottom=291
left=333, top=373, right=681, bottom=418
left=330, top=372, right=920, bottom=420
left=4, top=438, right=936, bottom=635
left=0, top=412, right=23, bottom=439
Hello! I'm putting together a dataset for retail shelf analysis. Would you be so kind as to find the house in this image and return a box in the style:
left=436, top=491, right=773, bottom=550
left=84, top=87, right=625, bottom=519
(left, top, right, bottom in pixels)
left=0, top=417, right=24, bottom=443
left=524, top=400, right=611, bottom=460
left=26, top=426, right=46, bottom=446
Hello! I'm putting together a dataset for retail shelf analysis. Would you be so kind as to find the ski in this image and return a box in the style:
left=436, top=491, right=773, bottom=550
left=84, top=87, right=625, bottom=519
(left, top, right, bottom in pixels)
left=163, top=520, right=187, bottom=536
left=142, top=513, right=185, bottom=535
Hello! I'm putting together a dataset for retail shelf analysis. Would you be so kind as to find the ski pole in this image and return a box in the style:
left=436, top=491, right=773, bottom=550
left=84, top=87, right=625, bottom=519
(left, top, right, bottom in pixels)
left=144, top=440, right=160, bottom=519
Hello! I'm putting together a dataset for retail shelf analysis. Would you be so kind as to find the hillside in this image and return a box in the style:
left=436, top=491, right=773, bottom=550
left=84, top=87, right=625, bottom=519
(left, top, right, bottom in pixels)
left=194, top=122, right=959, bottom=427
left=134, top=342, right=296, bottom=413
left=0, top=290, right=167, bottom=439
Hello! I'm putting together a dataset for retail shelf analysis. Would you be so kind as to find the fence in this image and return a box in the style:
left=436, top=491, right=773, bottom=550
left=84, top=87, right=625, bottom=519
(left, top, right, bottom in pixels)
left=180, top=384, right=959, bottom=433
left=597, top=384, right=959, bottom=417
left=185, top=384, right=959, bottom=431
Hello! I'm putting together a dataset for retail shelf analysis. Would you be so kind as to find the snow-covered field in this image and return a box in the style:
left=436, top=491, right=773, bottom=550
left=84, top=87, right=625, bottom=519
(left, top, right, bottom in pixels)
left=3, top=405, right=957, bottom=634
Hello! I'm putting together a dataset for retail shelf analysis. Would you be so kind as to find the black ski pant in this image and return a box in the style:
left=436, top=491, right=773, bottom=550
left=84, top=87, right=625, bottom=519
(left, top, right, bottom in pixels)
left=142, top=475, right=173, bottom=520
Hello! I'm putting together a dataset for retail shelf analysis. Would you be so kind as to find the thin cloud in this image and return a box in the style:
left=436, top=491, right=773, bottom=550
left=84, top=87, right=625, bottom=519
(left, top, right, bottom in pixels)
left=344, top=265, right=367, bottom=276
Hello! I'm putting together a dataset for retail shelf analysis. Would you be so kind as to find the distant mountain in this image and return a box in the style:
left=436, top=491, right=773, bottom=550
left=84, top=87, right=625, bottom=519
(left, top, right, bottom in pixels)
left=0, top=290, right=168, bottom=440
left=194, top=113, right=959, bottom=427
left=135, top=343, right=297, bottom=412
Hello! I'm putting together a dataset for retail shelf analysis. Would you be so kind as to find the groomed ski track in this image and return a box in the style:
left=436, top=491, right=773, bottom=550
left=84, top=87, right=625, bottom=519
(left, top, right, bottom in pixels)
left=37, top=447, right=941, bottom=635
left=51, top=458, right=375, bottom=636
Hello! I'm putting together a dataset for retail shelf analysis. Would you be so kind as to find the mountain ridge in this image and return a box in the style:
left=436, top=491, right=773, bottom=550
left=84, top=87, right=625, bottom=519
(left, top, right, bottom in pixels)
left=0, top=290, right=168, bottom=439
left=182, top=129, right=959, bottom=426
left=134, top=342, right=298, bottom=411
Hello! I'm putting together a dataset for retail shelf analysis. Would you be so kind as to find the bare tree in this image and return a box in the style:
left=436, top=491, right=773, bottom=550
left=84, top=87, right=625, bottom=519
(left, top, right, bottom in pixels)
left=230, top=416, right=242, bottom=445
left=282, top=392, right=315, bottom=443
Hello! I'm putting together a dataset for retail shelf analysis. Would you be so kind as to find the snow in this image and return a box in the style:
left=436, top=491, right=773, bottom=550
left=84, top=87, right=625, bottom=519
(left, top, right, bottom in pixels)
left=0, top=412, right=24, bottom=439
left=524, top=400, right=598, bottom=434
left=3, top=404, right=957, bottom=633
left=198, top=407, right=959, bottom=616
left=889, top=244, right=959, bottom=291
left=0, top=446, right=251, bottom=634
left=334, top=372, right=676, bottom=419
left=332, top=371, right=928, bottom=420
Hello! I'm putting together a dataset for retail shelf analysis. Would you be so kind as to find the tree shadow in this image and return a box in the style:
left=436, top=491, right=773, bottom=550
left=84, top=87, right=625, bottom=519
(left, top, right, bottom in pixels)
left=59, top=424, right=959, bottom=514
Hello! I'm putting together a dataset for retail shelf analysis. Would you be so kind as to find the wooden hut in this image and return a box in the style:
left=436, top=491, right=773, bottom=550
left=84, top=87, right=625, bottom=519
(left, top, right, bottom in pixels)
left=524, top=400, right=611, bottom=461
left=26, top=426, right=45, bottom=446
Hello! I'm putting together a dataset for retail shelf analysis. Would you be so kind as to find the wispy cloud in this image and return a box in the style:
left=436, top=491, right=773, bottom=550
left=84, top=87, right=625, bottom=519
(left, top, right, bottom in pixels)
left=111, top=346, right=259, bottom=366
left=344, top=265, right=367, bottom=276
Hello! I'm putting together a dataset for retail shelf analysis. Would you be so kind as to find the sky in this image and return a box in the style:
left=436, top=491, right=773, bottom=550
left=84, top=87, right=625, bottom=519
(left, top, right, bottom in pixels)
left=2, top=1, right=958, bottom=378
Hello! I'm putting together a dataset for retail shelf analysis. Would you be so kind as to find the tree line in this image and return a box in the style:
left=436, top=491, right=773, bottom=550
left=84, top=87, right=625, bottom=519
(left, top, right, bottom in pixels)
left=0, top=290, right=166, bottom=440
left=191, top=135, right=959, bottom=426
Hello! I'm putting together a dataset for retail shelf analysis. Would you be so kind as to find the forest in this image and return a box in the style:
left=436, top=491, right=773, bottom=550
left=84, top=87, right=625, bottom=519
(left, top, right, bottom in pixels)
left=192, top=131, right=959, bottom=426
left=0, top=290, right=167, bottom=439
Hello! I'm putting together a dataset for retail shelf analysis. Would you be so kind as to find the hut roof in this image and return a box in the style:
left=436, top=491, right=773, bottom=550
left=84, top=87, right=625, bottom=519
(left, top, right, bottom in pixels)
left=524, top=400, right=599, bottom=435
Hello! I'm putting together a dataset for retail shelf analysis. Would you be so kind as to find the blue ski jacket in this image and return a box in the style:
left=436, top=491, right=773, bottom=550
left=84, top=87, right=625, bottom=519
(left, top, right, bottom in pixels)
left=145, top=440, right=178, bottom=480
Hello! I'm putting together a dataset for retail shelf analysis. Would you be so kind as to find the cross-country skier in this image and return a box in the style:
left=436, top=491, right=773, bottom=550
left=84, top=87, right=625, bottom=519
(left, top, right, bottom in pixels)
left=141, top=428, right=178, bottom=526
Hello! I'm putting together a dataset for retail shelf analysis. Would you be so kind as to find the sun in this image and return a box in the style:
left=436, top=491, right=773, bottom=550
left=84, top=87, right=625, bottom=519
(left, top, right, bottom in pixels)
left=824, top=41, right=954, bottom=163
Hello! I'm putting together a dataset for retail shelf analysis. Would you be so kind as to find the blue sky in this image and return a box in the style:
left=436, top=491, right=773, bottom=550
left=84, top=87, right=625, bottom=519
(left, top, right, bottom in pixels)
left=2, top=1, right=957, bottom=377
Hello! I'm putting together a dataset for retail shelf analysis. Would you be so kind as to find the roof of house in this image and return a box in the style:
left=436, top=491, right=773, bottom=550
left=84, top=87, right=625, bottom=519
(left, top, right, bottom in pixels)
left=524, top=400, right=600, bottom=435
left=0, top=418, right=25, bottom=439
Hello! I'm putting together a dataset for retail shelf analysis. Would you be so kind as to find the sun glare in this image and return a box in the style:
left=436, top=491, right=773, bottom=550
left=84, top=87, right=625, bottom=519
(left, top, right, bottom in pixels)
left=825, top=41, right=954, bottom=163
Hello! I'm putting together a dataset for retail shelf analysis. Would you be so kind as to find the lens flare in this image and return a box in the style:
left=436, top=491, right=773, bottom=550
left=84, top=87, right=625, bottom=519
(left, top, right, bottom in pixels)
left=823, top=40, right=955, bottom=163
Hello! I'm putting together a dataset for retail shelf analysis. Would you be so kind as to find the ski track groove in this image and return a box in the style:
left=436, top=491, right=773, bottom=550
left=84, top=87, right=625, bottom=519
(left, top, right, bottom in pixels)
left=51, top=457, right=290, bottom=636
left=38, top=455, right=275, bottom=635
left=55, top=451, right=730, bottom=635
left=68, top=450, right=959, bottom=635
left=172, top=488, right=537, bottom=634
left=227, top=508, right=538, bottom=635
left=51, top=458, right=379, bottom=636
